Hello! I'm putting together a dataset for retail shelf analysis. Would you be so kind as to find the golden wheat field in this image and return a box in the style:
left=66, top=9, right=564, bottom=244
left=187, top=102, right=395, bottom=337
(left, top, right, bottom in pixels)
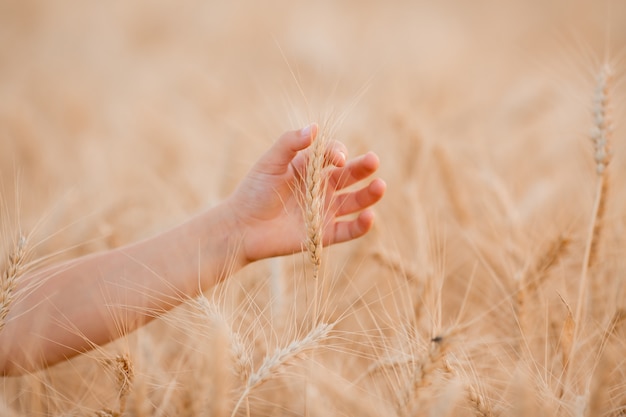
left=2, top=0, right=626, bottom=415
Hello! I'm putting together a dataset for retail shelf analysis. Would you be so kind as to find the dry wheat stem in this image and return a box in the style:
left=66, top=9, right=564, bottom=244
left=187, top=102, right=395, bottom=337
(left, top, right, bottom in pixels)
left=0, top=234, right=27, bottom=333
left=230, top=322, right=334, bottom=417
left=558, top=296, right=575, bottom=399
left=571, top=64, right=613, bottom=382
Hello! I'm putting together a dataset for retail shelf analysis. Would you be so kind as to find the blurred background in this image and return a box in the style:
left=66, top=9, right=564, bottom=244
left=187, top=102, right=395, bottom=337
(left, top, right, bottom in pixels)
left=2, top=2, right=626, bottom=415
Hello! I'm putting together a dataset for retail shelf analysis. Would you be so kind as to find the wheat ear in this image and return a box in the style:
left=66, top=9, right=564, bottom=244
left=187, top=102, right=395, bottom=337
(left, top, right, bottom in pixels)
left=444, top=351, right=496, bottom=417
left=0, top=235, right=28, bottom=333
left=466, top=382, right=496, bottom=417
left=231, top=322, right=334, bottom=417
left=571, top=63, right=613, bottom=366
left=516, top=235, right=569, bottom=336
left=101, top=353, right=134, bottom=417
left=400, top=333, right=453, bottom=414
left=192, top=296, right=252, bottom=383
left=304, top=126, right=327, bottom=281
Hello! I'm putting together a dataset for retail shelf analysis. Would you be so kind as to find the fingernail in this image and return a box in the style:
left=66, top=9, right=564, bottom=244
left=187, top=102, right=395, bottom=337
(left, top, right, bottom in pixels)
left=338, top=151, right=347, bottom=164
left=300, top=124, right=314, bottom=139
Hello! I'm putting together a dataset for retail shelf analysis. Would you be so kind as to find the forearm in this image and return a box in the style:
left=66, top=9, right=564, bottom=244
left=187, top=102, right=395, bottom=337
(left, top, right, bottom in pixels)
left=0, top=202, right=244, bottom=376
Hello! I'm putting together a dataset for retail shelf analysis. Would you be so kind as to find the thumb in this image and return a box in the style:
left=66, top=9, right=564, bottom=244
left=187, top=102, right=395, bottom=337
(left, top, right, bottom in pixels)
left=256, top=124, right=318, bottom=175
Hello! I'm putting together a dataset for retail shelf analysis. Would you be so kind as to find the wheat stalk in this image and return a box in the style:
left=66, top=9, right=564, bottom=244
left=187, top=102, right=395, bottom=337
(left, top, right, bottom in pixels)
left=576, top=63, right=613, bottom=316
left=565, top=63, right=614, bottom=394
left=231, top=321, right=334, bottom=417
left=0, top=234, right=28, bottom=333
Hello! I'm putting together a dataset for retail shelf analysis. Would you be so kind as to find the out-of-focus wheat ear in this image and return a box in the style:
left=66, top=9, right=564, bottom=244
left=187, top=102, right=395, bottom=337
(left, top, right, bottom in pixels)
left=400, top=331, right=454, bottom=414
left=516, top=235, right=570, bottom=338
left=0, top=234, right=28, bottom=333
left=466, top=381, right=496, bottom=417
left=304, top=125, right=327, bottom=281
left=575, top=63, right=613, bottom=330
left=412, top=333, right=452, bottom=392
left=231, top=322, right=334, bottom=417
left=230, top=330, right=252, bottom=385
left=192, top=295, right=252, bottom=385
left=371, top=249, right=421, bottom=284
left=444, top=351, right=496, bottom=417
left=427, top=377, right=464, bottom=417
left=105, top=353, right=135, bottom=416
left=370, top=249, right=427, bottom=323
left=433, top=144, right=471, bottom=228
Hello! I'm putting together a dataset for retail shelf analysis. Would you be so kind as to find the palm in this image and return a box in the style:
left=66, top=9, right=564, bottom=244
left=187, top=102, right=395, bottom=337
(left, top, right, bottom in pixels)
left=226, top=126, right=385, bottom=264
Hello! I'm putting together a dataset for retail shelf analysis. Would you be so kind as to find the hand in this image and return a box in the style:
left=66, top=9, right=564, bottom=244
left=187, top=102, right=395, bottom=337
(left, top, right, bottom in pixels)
left=225, top=124, right=386, bottom=265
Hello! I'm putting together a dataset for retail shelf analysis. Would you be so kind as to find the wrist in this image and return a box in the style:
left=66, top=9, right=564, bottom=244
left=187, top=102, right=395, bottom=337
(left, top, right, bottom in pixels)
left=197, top=199, right=250, bottom=283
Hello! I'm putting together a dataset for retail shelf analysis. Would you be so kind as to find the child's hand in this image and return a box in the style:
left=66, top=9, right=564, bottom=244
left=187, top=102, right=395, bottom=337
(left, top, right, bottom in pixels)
left=226, top=124, right=386, bottom=265
left=0, top=124, right=385, bottom=375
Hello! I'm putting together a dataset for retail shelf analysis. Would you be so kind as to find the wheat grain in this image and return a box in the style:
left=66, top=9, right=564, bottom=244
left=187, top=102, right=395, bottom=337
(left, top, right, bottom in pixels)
left=590, top=63, right=613, bottom=178
left=0, top=234, right=28, bottom=333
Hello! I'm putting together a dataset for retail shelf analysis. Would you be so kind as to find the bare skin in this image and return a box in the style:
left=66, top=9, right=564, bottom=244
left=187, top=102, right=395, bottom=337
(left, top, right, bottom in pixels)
left=0, top=124, right=386, bottom=376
